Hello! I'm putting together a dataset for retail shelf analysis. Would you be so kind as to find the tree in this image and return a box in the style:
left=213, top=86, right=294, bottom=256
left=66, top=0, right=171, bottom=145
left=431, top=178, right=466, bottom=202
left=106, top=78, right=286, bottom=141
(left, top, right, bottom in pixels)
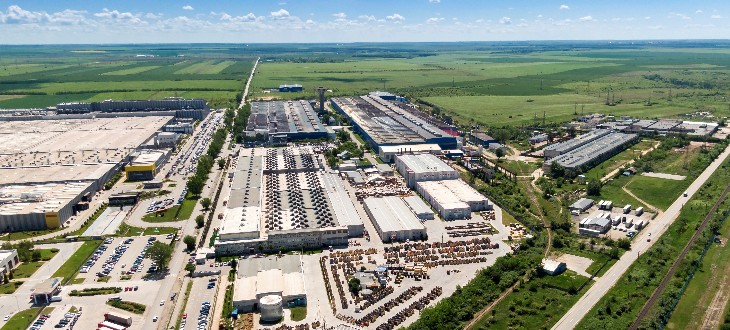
left=144, top=241, right=174, bottom=270
left=617, top=238, right=631, bottom=250
left=185, top=262, right=196, bottom=275
left=2, top=273, right=7, bottom=285
left=195, top=215, right=205, bottom=228
left=183, top=235, right=196, bottom=251
left=348, top=278, right=361, bottom=295
left=8, top=271, right=13, bottom=280
left=257, top=243, right=264, bottom=253
left=229, top=259, right=237, bottom=270
left=187, top=176, right=205, bottom=196
left=336, top=130, right=350, bottom=143
left=549, top=162, right=565, bottom=178
left=217, top=158, right=226, bottom=169
left=31, top=250, right=41, bottom=262
left=587, top=179, right=602, bottom=196
left=200, top=198, right=212, bottom=210
left=495, top=148, right=505, bottom=160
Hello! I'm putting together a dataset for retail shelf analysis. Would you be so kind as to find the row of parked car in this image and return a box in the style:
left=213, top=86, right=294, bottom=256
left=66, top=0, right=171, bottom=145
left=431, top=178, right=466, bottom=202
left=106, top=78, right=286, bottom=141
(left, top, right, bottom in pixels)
left=54, top=311, right=81, bottom=329
left=30, top=313, right=51, bottom=330
left=79, top=244, right=109, bottom=273
left=147, top=198, right=176, bottom=213
left=96, top=243, right=129, bottom=277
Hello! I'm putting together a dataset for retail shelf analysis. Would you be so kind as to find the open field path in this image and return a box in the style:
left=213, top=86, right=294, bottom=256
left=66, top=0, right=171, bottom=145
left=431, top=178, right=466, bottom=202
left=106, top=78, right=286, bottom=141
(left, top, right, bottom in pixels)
left=621, top=177, right=664, bottom=217
left=552, top=144, right=730, bottom=330
left=238, top=57, right=259, bottom=109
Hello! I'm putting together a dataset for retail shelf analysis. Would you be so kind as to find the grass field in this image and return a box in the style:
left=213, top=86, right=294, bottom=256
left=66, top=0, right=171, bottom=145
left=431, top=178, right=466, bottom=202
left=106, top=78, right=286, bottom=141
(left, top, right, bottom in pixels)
left=589, top=175, right=648, bottom=211
left=52, top=240, right=102, bottom=283
left=290, top=306, right=307, bottom=321
left=625, top=175, right=689, bottom=211
left=0, top=281, right=23, bottom=294
left=141, top=198, right=195, bottom=222
left=0, top=228, right=63, bottom=241
left=13, top=262, right=44, bottom=279
left=583, top=139, right=657, bottom=180
left=1, top=307, right=41, bottom=330
left=101, top=66, right=161, bottom=75
left=143, top=227, right=178, bottom=235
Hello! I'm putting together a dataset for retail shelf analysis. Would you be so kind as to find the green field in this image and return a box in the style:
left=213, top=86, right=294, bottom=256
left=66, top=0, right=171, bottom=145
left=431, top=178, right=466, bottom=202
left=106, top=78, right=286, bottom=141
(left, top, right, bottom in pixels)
left=625, top=175, right=689, bottom=211
left=141, top=198, right=196, bottom=223
left=52, top=240, right=102, bottom=283
left=0, top=307, right=41, bottom=330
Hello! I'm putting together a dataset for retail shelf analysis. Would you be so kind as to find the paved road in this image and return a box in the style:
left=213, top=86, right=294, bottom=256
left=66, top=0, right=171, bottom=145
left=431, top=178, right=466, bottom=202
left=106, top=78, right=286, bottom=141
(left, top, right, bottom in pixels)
left=238, top=57, right=259, bottom=109
left=552, top=144, right=730, bottom=330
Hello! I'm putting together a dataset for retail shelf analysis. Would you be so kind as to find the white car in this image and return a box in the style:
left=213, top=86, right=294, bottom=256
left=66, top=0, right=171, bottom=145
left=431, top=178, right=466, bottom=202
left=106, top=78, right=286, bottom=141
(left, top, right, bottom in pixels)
left=3, top=315, right=9, bottom=321
left=153, top=316, right=158, bottom=322
left=160, top=300, right=165, bottom=306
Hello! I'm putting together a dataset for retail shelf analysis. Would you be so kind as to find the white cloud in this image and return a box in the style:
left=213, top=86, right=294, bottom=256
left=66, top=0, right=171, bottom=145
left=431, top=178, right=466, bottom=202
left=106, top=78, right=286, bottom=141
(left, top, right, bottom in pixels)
left=94, top=8, right=142, bottom=24
left=146, top=13, right=162, bottom=19
left=516, top=23, right=527, bottom=27
left=476, top=19, right=483, bottom=22
left=696, top=10, right=703, bottom=13
left=499, top=16, right=511, bottom=24
left=386, top=14, right=404, bottom=20
left=429, top=0, right=440, bottom=3
left=332, top=13, right=346, bottom=18
left=305, top=19, right=314, bottom=24
left=426, top=17, right=444, bottom=23
left=182, top=5, right=193, bottom=10
left=578, top=16, right=594, bottom=21
left=648, top=25, right=663, bottom=29
left=508, top=7, right=513, bottom=10
left=560, top=5, right=570, bottom=10
left=711, top=15, right=723, bottom=19
left=218, top=12, right=261, bottom=22
left=682, top=15, right=691, bottom=20
left=537, top=14, right=542, bottom=18
left=685, top=24, right=714, bottom=28
left=612, top=18, right=621, bottom=21
left=270, top=9, right=290, bottom=19
left=644, top=17, right=650, bottom=19
left=452, top=17, right=457, bottom=20
left=279, top=2, right=286, bottom=5
left=359, top=15, right=376, bottom=21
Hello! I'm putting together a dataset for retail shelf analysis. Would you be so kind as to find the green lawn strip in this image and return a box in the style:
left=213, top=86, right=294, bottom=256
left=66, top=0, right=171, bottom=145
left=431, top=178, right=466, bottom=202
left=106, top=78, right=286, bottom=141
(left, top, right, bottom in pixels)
left=114, top=223, right=143, bottom=237
left=69, top=287, right=121, bottom=296
left=0, top=228, right=63, bottom=241
left=0, top=307, right=41, bottom=330
left=97, top=276, right=110, bottom=283
left=583, top=139, right=657, bottom=180
left=353, top=133, right=366, bottom=145
left=68, top=306, right=78, bottom=314
left=0, top=281, right=23, bottom=294
left=52, top=240, right=102, bottom=283
left=290, top=306, right=307, bottom=321
left=665, top=213, right=730, bottom=329
left=142, top=227, right=178, bottom=236
left=106, top=300, right=146, bottom=314
left=359, top=158, right=373, bottom=166
left=473, top=274, right=594, bottom=329
left=502, top=211, right=519, bottom=226
left=626, top=175, right=690, bottom=211
left=12, top=262, right=44, bottom=278
left=501, top=160, right=538, bottom=176
left=175, top=281, right=194, bottom=330
left=40, top=249, right=59, bottom=261
left=375, top=157, right=385, bottom=164
left=69, top=278, right=84, bottom=285
left=141, top=198, right=196, bottom=223
left=575, top=155, right=730, bottom=330
left=176, top=198, right=197, bottom=220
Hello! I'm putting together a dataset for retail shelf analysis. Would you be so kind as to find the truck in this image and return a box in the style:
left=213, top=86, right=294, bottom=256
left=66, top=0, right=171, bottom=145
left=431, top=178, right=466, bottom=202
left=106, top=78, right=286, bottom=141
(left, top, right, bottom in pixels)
left=105, top=313, right=132, bottom=326
left=49, top=296, right=62, bottom=302
left=98, top=321, right=127, bottom=330
left=623, top=205, right=632, bottom=214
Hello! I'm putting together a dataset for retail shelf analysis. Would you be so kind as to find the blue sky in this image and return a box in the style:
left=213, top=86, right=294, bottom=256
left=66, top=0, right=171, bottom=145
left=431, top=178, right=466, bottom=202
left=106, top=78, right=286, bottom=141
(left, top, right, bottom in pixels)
left=0, top=0, right=729, bottom=44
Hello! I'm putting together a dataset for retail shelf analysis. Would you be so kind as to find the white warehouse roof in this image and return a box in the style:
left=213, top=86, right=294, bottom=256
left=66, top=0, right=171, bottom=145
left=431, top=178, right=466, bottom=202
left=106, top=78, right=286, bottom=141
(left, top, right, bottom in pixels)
left=396, top=153, right=453, bottom=174
left=363, top=196, right=425, bottom=233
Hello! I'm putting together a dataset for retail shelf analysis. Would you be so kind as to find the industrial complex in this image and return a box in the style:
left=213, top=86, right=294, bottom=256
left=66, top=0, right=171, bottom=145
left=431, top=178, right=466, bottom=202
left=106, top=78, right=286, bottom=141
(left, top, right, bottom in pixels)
left=331, top=94, right=457, bottom=151
left=543, top=130, right=638, bottom=172
left=54, top=98, right=210, bottom=120
left=245, top=101, right=328, bottom=143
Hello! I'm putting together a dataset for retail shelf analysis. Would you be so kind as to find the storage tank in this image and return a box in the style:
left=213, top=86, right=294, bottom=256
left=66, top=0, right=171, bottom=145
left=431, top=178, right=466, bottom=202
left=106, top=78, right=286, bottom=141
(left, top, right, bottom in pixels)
left=259, top=295, right=283, bottom=322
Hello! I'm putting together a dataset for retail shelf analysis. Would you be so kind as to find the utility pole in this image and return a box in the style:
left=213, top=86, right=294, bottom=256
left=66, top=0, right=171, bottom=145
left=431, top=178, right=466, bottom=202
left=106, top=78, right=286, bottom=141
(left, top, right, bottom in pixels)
left=540, top=79, right=543, bottom=90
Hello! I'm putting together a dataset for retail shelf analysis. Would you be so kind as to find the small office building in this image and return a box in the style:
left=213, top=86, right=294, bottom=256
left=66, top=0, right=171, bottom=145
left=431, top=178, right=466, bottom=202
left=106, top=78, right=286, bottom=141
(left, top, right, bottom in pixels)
left=31, top=277, right=62, bottom=304
left=0, top=250, right=18, bottom=275
left=125, top=149, right=171, bottom=181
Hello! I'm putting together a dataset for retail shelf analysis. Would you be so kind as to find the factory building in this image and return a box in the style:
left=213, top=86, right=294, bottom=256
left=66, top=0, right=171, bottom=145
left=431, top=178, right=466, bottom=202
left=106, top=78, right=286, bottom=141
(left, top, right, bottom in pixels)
left=544, top=129, right=612, bottom=159
left=416, top=180, right=492, bottom=220
left=124, top=149, right=172, bottom=181
left=0, top=182, right=95, bottom=231
left=155, top=132, right=180, bottom=148
left=402, top=195, right=434, bottom=220
left=394, top=153, right=459, bottom=189
left=579, top=218, right=611, bottom=236
left=543, top=132, right=637, bottom=172
left=598, top=119, right=719, bottom=136
left=233, top=254, right=307, bottom=314
left=245, top=101, right=327, bottom=142
left=55, top=98, right=210, bottom=120
left=163, top=123, right=194, bottom=134
left=279, top=84, right=303, bottom=93
left=468, top=133, right=497, bottom=147
left=331, top=95, right=456, bottom=151
left=0, top=250, right=18, bottom=274
left=362, top=196, right=427, bottom=242
left=378, top=144, right=442, bottom=163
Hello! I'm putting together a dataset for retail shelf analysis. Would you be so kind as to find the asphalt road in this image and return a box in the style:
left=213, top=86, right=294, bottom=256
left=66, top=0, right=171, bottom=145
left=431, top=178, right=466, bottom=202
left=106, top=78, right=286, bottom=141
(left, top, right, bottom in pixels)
left=551, top=144, right=730, bottom=330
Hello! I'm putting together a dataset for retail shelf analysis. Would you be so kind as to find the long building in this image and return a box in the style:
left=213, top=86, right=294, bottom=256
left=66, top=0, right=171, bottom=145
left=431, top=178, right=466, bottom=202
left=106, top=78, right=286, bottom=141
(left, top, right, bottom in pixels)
left=416, top=180, right=492, bottom=220
left=55, top=98, right=210, bottom=120
left=543, top=129, right=611, bottom=159
left=394, top=153, right=459, bottom=189
left=543, top=132, right=638, bottom=172
left=331, top=95, right=456, bottom=151
left=233, top=254, right=306, bottom=313
left=362, top=196, right=426, bottom=242
left=245, top=101, right=327, bottom=143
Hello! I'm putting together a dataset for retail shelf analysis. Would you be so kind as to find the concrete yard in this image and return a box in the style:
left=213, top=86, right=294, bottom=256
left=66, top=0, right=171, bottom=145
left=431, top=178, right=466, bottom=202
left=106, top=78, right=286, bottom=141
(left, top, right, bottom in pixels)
left=556, top=253, right=595, bottom=278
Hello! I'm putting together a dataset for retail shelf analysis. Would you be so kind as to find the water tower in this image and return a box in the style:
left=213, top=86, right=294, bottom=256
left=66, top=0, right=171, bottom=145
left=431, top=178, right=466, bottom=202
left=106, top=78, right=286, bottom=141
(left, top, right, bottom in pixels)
left=315, top=87, right=327, bottom=115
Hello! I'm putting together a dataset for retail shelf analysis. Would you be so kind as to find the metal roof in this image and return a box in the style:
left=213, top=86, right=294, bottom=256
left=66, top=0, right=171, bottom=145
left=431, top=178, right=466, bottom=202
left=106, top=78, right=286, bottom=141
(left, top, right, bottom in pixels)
left=396, top=153, right=454, bottom=174
left=363, top=196, right=426, bottom=233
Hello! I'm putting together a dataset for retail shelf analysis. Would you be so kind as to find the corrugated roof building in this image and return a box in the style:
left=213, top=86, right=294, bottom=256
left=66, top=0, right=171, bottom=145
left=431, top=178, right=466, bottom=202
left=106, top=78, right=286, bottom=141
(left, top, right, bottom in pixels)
left=362, top=196, right=426, bottom=242
left=395, top=153, right=458, bottom=188
left=416, top=180, right=492, bottom=220
left=402, top=195, right=434, bottom=220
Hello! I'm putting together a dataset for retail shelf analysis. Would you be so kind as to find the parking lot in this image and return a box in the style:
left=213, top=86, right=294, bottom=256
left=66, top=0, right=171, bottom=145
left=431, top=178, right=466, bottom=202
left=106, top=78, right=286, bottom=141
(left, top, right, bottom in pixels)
left=180, top=275, right=219, bottom=330
left=76, top=235, right=175, bottom=283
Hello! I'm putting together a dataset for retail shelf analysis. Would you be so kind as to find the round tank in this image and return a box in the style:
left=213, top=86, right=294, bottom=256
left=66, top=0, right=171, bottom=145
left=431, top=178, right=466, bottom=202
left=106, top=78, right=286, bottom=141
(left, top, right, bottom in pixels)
left=259, top=295, right=283, bottom=322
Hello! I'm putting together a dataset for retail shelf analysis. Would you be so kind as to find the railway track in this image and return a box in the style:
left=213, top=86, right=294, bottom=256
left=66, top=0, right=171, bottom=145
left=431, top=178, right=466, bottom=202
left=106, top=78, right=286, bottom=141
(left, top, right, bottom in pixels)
left=629, top=184, right=730, bottom=330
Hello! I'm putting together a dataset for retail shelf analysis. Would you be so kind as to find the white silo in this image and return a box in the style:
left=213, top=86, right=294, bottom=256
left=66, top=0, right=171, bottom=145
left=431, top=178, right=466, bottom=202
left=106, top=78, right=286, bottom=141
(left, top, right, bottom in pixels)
left=259, top=295, right=283, bottom=322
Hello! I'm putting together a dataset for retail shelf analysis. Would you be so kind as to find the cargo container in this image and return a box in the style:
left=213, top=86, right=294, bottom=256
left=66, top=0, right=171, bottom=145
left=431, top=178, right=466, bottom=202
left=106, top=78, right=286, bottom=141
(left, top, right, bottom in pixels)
left=605, top=201, right=613, bottom=210
left=598, top=200, right=605, bottom=209
left=635, top=207, right=644, bottom=216
left=623, top=205, right=631, bottom=214
left=612, top=216, right=622, bottom=225
left=105, top=313, right=132, bottom=326
left=635, top=219, right=644, bottom=230
left=98, top=321, right=127, bottom=330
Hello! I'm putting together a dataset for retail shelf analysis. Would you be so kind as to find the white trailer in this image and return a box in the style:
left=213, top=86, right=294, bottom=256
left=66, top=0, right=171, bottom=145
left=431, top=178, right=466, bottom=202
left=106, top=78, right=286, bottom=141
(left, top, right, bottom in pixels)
left=598, top=200, right=605, bottom=209
left=635, top=207, right=644, bottom=216
left=605, top=201, right=613, bottom=210
left=635, top=219, right=644, bottom=230
left=623, top=205, right=632, bottom=214
left=612, top=216, right=622, bottom=225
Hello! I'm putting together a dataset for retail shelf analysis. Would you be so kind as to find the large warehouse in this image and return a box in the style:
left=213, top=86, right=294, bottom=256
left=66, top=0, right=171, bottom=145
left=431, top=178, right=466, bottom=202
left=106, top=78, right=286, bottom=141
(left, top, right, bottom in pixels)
left=378, top=144, right=442, bottom=163
left=245, top=101, right=327, bottom=142
left=331, top=95, right=457, bottom=151
left=544, top=129, right=611, bottom=159
left=363, top=196, right=427, bottom=242
left=214, top=147, right=357, bottom=256
left=232, top=255, right=307, bottom=314
left=543, top=132, right=638, bottom=172
left=416, top=180, right=492, bottom=220
left=394, top=153, right=459, bottom=189
left=55, top=98, right=210, bottom=120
